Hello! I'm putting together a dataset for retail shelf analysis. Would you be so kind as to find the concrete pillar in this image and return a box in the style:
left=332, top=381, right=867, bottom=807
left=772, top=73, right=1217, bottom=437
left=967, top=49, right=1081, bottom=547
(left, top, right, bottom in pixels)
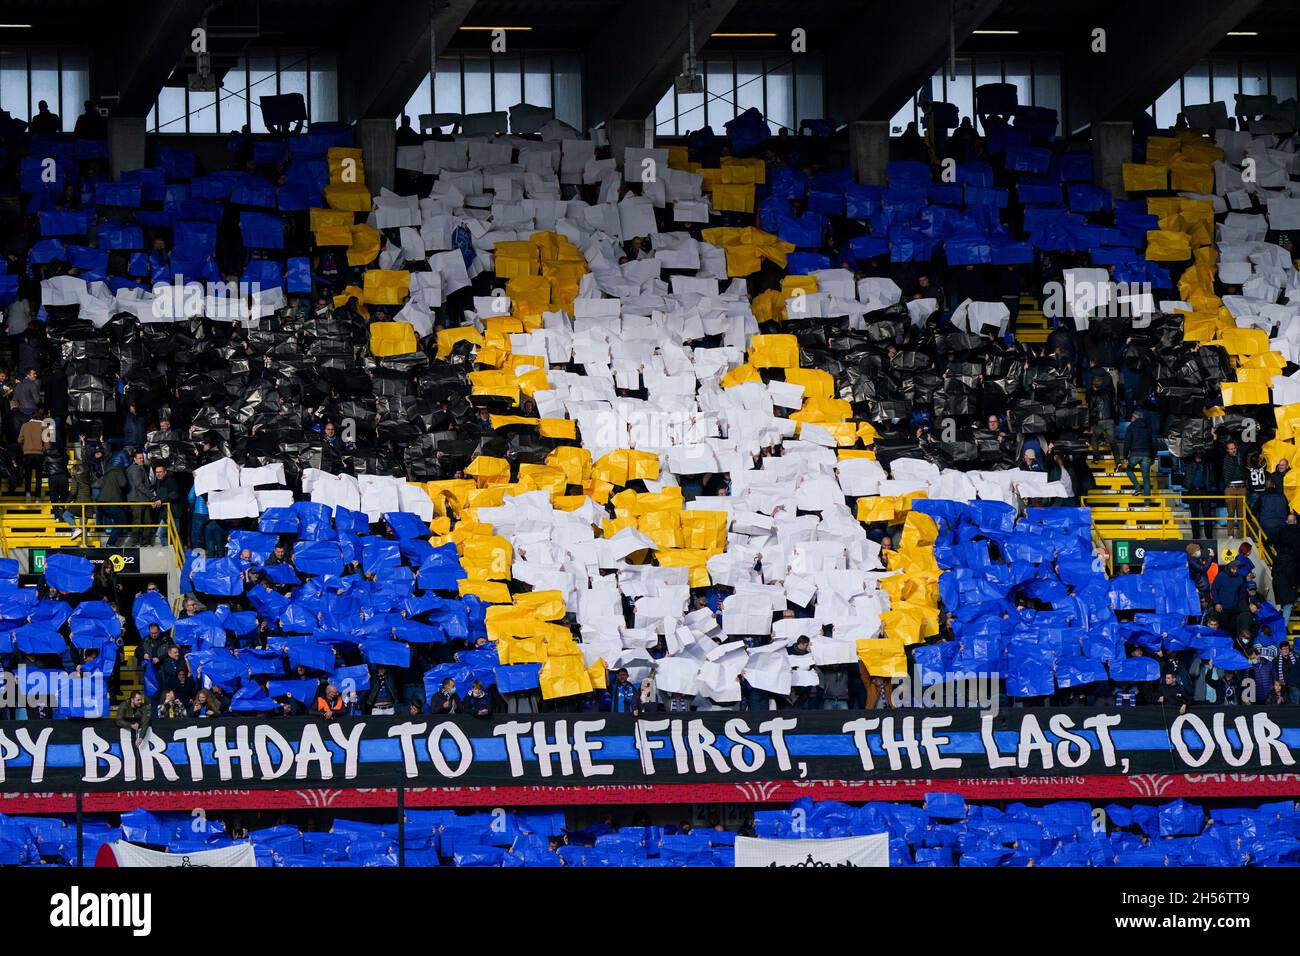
left=850, top=120, right=890, bottom=186
left=356, top=117, right=397, bottom=196
left=1093, top=121, right=1133, bottom=198
left=608, top=116, right=652, bottom=171
left=108, top=116, right=147, bottom=181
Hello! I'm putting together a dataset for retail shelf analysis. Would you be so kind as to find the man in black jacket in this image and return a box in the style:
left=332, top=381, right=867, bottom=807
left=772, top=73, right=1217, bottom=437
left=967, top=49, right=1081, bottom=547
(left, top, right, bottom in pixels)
left=125, top=451, right=154, bottom=545
left=149, top=464, right=181, bottom=546
left=1087, top=376, right=1120, bottom=465
left=115, top=691, right=152, bottom=745
left=1181, top=451, right=1217, bottom=540
left=98, top=463, right=129, bottom=546
left=1221, top=438, right=1248, bottom=538
left=1122, top=410, right=1156, bottom=497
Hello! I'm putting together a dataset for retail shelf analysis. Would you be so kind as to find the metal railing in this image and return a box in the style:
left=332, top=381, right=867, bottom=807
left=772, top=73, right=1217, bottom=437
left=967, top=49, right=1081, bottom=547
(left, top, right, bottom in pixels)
left=0, top=501, right=185, bottom=568
left=1081, top=490, right=1275, bottom=566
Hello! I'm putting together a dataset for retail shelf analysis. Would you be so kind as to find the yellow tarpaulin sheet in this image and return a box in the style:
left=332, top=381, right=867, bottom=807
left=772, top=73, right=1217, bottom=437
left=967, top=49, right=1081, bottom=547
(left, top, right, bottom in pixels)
left=1122, top=163, right=1169, bottom=191
left=711, top=183, right=755, bottom=213
left=539, top=418, right=576, bottom=440
left=1221, top=381, right=1270, bottom=406
left=324, top=183, right=372, bottom=212
left=327, top=147, right=365, bottom=181
left=591, top=450, right=660, bottom=486
left=436, top=327, right=484, bottom=357
left=721, top=156, right=767, bottom=184
left=1146, top=230, right=1192, bottom=261
left=310, top=207, right=354, bottom=232
left=1216, top=327, right=1269, bottom=357
left=857, top=637, right=908, bottom=678
left=547, top=447, right=591, bottom=486
left=857, top=496, right=901, bottom=523
left=655, top=548, right=713, bottom=588
left=465, top=456, right=510, bottom=481
left=680, top=511, right=727, bottom=551
left=1169, top=162, right=1213, bottom=194
left=749, top=334, right=800, bottom=369
left=721, top=363, right=763, bottom=388
left=539, top=655, right=593, bottom=699
left=458, top=579, right=511, bottom=603
left=785, top=368, right=834, bottom=401
left=314, top=225, right=353, bottom=247
left=1262, top=438, right=1298, bottom=471
left=369, top=322, right=417, bottom=357
left=362, top=269, right=410, bottom=305
left=459, top=534, right=514, bottom=580
left=347, top=223, right=380, bottom=266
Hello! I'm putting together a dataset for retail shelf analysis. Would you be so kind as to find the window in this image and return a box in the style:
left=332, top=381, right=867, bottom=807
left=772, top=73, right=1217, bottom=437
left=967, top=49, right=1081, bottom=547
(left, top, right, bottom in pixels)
left=220, top=58, right=249, bottom=133
left=1182, top=60, right=1210, bottom=110
left=60, top=50, right=89, bottom=129
left=0, top=48, right=90, bottom=131
left=765, top=60, right=794, bottom=133
left=149, top=48, right=339, bottom=134
left=524, top=56, right=552, bottom=108
left=653, top=53, right=824, bottom=136
left=309, top=50, right=338, bottom=122
left=892, top=55, right=1066, bottom=137
left=735, top=57, right=764, bottom=119
left=705, top=59, right=737, bottom=127
left=493, top=54, right=522, bottom=111
left=29, top=51, right=59, bottom=123
left=403, top=51, right=586, bottom=132
left=945, top=58, right=975, bottom=126
left=155, top=87, right=186, bottom=135
left=1149, top=56, right=1298, bottom=129
left=792, top=57, right=824, bottom=127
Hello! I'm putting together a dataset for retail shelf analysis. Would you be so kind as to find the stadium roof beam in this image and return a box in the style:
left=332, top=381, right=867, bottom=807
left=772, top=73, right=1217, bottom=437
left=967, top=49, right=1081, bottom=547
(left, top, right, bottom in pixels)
left=110, top=0, right=212, bottom=116
left=340, top=0, right=480, bottom=122
left=1066, top=0, right=1264, bottom=127
left=825, top=0, right=1006, bottom=123
left=585, top=0, right=741, bottom=126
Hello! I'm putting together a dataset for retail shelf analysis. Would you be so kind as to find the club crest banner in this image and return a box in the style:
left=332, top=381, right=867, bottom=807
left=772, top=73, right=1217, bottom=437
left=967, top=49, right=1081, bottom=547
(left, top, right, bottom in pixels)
left=734, top=834, right=890, bottom=867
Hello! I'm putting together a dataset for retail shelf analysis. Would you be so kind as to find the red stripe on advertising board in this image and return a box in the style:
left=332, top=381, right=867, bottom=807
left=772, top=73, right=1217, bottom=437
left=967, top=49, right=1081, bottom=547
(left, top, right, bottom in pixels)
left=1, top=773, right=1297, bottom=814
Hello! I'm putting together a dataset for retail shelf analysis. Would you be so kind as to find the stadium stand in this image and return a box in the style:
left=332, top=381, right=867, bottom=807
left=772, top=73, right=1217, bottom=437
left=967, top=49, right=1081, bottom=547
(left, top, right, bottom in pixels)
left=2, top=0, right=1300, bottom=875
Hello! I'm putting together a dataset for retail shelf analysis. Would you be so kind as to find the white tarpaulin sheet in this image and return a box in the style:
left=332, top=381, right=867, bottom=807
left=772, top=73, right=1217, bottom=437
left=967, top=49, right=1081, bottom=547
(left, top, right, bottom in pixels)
left=733, top=834, right=889, bottom=868
left=110, top=841, right=257, bottom=867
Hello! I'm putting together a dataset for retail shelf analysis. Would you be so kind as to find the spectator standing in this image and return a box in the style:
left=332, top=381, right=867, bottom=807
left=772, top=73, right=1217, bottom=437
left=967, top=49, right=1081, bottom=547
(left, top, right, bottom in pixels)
left=365, top=665, right=400, bottom=715
left=1181, top=451, right=1217, bottom=540
left=429, top=678, right=460, bottom=716
left=13, top=368, right=38, bottom=420
left=115, top=691, right=151, bottom=745
left=1277, top=642, right=1299, bottom=705
left=1087, top=376, right=1120, bottom=465
left=150, top=464, right=181, bottom=545
left=608, top=668, right=637, bottom=713
left=17, top=411, right=45, bottom=500
left=1122, top=410, right=1156, bottom=498
left=125, top=451, right=155, bottom=545
left=315, top=683, right=344, bottom=719
left=1221, top=439, right=1248, bottom=538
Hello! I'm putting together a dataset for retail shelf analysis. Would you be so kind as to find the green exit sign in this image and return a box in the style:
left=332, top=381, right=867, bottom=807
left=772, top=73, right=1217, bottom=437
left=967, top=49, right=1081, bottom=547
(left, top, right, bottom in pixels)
left=1113, top=541, right=1130, bottom=564
left=31, top=550, right=45, bottom=573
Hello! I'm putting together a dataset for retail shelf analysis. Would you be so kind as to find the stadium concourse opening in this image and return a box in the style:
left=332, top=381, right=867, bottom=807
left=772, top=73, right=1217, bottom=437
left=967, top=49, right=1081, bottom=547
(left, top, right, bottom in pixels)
left=3, top=0, right=1300, bottom=902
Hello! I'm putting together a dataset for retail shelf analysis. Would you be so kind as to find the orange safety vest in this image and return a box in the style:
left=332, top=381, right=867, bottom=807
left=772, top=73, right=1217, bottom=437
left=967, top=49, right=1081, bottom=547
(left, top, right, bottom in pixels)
left=316, top=694, right=343, bottom=717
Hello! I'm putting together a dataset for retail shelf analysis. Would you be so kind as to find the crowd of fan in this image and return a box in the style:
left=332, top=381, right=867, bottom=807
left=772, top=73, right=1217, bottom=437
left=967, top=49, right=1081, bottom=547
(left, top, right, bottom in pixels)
left=0, top=91, right=1299, bottom=725
left=1, top=794, right=1296, bottom=867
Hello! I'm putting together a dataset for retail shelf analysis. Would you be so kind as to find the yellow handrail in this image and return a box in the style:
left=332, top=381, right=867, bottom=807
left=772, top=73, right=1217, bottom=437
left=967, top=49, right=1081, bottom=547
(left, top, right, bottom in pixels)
left=1082, top=491, right=1275, bottom=566
left=0, top=501, right=185, bottom=568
